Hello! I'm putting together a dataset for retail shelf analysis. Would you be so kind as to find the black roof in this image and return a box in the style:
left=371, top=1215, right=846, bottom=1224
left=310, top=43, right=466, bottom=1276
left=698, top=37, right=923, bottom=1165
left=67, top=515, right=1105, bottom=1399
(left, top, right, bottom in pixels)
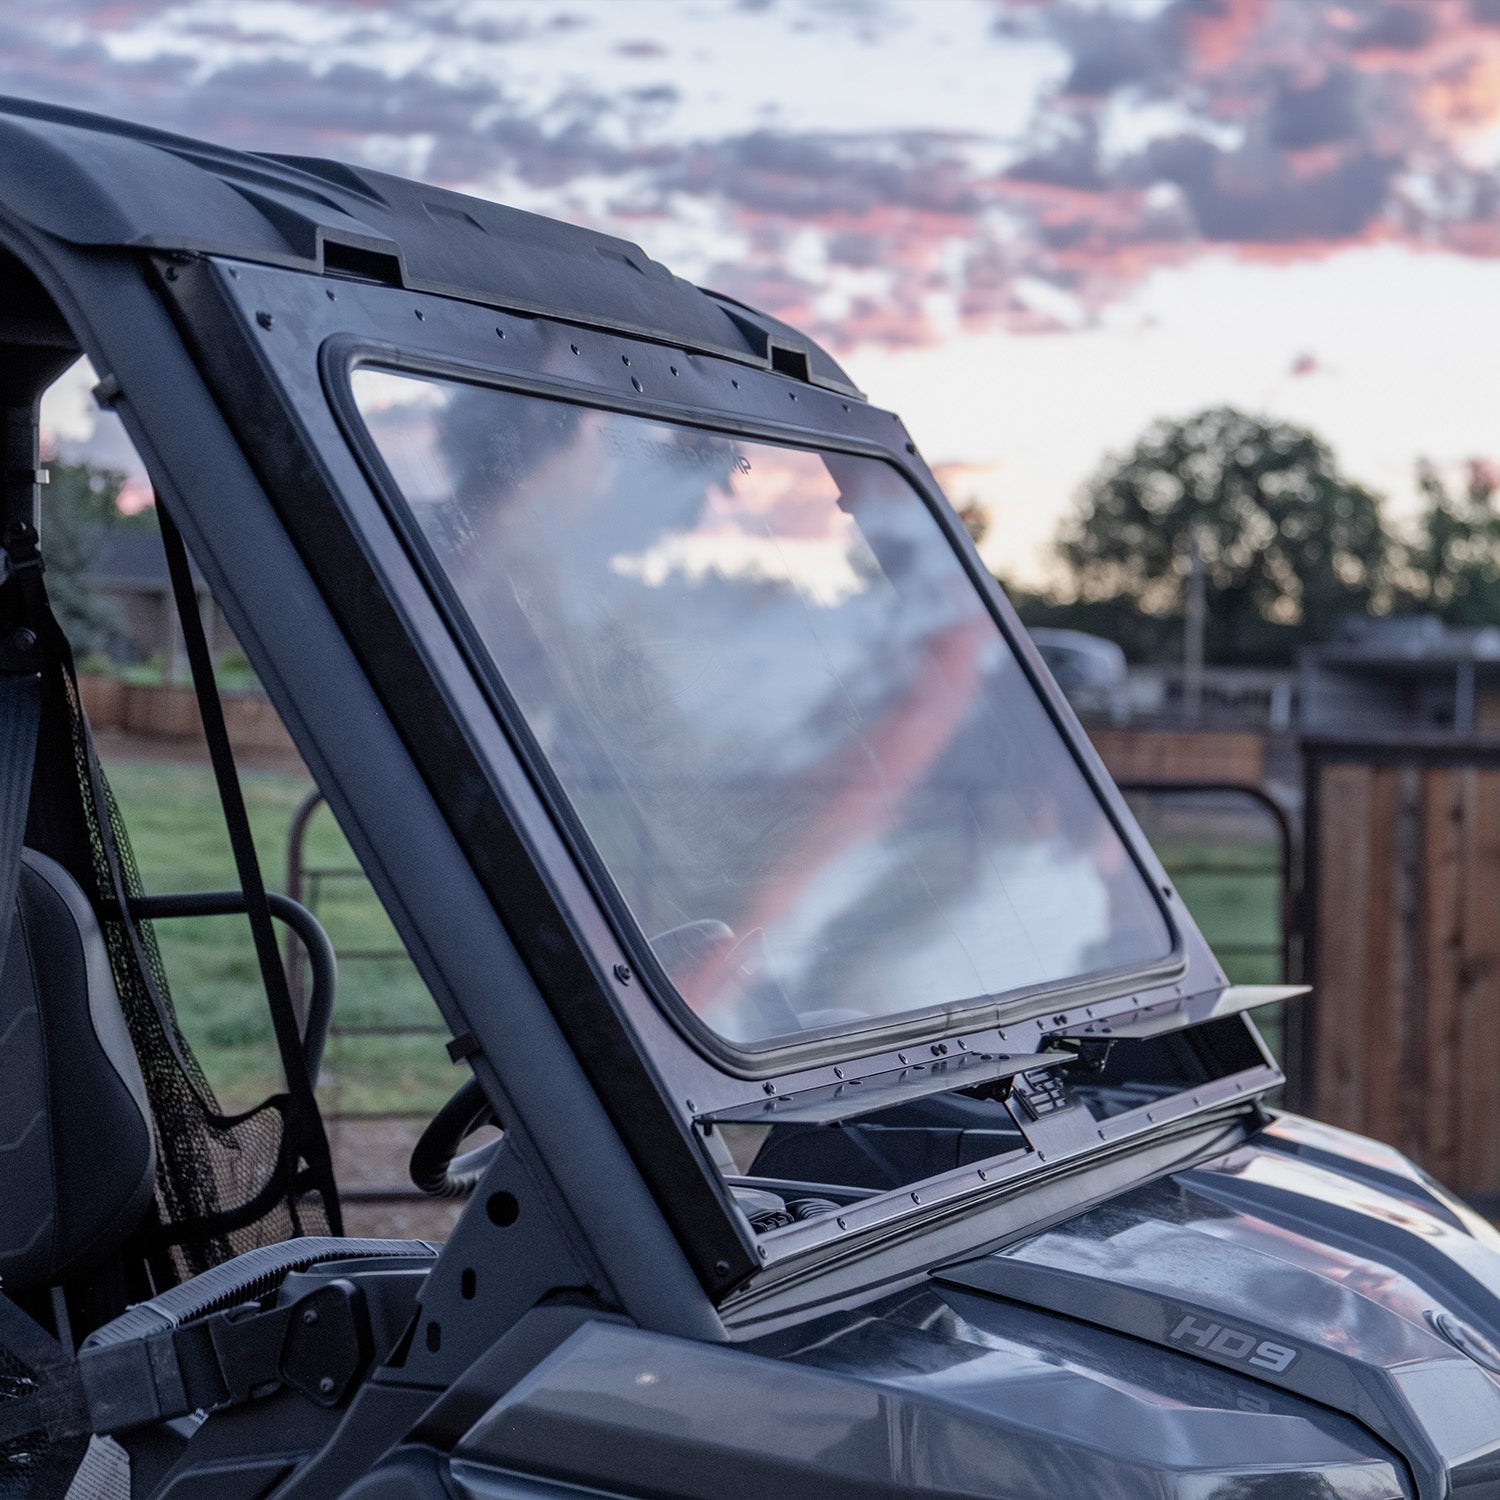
left=0, top=94, right=857, bottom=395
left=86, top=528, right=200, bottom=591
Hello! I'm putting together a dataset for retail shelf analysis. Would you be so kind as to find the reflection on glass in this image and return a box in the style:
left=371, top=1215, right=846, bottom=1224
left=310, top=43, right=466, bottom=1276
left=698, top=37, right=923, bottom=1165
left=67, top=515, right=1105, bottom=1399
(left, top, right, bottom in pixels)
left=352, top=369, right=1172, bottom=1046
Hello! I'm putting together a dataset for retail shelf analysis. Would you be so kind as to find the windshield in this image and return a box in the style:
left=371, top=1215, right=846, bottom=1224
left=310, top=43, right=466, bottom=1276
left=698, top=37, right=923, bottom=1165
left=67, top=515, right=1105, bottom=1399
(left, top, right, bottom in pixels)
left=350, top=369, right=1172, bottom=1048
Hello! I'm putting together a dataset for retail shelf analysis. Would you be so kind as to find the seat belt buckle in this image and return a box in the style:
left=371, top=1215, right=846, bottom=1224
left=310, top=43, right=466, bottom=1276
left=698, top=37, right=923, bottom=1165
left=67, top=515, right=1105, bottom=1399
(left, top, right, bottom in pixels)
left=1, top=521, right=43, bottom=581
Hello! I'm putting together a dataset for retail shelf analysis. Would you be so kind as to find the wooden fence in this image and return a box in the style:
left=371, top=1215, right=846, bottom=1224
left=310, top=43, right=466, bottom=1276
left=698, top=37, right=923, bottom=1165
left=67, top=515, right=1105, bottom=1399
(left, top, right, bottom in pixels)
left=1085, top=726, right=1266, bottom=786
left=1304, top=739, right=1500, bottom=1198
left=77, top=675, right=300, bottom=760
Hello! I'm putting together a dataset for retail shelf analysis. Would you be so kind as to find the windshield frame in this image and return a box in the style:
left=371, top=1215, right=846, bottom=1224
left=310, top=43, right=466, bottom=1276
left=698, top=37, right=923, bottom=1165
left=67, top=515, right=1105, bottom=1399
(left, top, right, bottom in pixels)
left=326, top=339, right=1188, bottom=1074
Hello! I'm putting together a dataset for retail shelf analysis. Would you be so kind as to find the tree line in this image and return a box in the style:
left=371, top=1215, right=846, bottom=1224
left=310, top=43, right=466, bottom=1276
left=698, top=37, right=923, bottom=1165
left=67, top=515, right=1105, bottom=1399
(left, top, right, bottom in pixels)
left=1003, top=406, right=1500, bottom=667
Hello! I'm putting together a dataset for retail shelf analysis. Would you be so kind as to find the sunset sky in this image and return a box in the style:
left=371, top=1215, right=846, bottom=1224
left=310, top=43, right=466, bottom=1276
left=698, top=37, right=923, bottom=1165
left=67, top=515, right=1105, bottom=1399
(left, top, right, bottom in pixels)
left=14, top=0, right=1500, bottom=585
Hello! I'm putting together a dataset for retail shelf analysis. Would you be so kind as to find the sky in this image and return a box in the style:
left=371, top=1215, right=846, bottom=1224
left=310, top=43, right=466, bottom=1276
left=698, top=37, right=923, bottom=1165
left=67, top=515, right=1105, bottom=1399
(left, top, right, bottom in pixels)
left=14, top=0, right=1500, bottom=585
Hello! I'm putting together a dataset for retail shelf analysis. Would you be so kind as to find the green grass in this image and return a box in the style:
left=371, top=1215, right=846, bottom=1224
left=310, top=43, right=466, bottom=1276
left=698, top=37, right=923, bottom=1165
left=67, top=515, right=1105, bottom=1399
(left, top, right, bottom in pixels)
left=1144, top=838, right=1286, bottom=1060
left=101, top=756, right=451, bottom=1114
left=97, top=759, right=1289, bottom=1112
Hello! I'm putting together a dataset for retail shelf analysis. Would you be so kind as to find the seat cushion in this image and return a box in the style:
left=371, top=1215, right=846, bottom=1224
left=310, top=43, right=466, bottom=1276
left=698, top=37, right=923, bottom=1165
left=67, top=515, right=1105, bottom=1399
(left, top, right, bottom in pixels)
left=0, top=850, right=155, bottom=1292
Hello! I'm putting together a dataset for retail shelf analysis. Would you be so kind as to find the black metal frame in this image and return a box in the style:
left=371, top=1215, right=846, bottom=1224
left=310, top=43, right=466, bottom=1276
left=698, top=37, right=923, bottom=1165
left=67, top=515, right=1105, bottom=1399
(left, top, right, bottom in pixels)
left=128, top=889, right=337, bottom=1085
left=142, top=249, right=1246, bottom=1294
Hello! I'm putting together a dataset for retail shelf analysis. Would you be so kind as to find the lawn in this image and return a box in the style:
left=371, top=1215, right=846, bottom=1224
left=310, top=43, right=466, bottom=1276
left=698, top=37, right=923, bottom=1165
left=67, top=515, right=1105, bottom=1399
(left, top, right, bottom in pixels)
left=1123, top=788, right=1289, bottom=1061
left=101, top=755, right=452, bottom=1115
left=97, top=759, right=1288, bottom=1115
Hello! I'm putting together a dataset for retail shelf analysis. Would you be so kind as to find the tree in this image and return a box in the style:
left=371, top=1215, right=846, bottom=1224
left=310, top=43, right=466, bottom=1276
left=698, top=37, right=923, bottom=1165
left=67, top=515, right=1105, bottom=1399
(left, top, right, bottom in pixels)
left=1053, top=407, right=1390, bottom=665
left=39, top=459, right=131, bottom=658
left=1400, top=459, right=1500, bottom=625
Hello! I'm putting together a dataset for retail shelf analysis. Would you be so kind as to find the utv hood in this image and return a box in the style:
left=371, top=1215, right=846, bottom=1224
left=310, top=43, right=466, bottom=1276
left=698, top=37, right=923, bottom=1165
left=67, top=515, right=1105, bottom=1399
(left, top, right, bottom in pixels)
left=453, top=1114, right=1500, bottom=1499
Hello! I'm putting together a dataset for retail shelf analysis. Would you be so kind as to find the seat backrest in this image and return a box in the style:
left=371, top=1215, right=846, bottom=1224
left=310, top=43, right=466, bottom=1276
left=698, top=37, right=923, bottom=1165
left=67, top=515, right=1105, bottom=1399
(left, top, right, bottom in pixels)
left=0, top=850, right=155, bottom=1294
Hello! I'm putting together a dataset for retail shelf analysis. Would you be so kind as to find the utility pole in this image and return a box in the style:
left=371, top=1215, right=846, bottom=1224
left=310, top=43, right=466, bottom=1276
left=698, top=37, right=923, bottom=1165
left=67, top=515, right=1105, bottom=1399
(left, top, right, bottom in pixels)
left=1184, top=522, right=1206, bottom=725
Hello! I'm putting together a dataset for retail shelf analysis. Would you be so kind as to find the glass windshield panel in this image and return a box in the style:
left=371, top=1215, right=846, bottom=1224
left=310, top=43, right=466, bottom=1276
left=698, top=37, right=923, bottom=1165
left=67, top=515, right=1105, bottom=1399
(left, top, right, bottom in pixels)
left=351, top=369, right=1172, bottom=1047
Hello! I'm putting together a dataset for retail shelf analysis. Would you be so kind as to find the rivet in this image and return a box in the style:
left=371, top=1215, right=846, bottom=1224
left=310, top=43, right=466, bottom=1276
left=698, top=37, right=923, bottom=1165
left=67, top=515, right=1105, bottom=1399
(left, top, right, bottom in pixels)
left=414, top=308, right=425, bottom=321
left=301, top=1306, right=319, bottom=1327
left=255, top=310, right=274, bottom=330
left=631, top=377, right=643, bottom=392
left=833, top=1066, right=845, bottom=1079
left=612, top=963, right=632, bottom=984
left=318, top=1375, right=335, bottom=1395
left=762, top=1081, right=776, bottom=1095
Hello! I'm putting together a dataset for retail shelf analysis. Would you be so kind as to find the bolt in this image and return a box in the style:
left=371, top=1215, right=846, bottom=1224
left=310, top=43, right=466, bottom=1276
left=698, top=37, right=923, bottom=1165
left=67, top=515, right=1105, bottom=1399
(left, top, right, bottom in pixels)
left=318, top=1375, right=335, bottom=1396
left=762, top=1081, right=776, bottom=1095
left=612, top=963, right=632, bottom=984
left=713, top=1259, right=731, bottom=1279
left=256, top=310, right=275, bottom=330
left=302, top=1306, right=319, bottom=1326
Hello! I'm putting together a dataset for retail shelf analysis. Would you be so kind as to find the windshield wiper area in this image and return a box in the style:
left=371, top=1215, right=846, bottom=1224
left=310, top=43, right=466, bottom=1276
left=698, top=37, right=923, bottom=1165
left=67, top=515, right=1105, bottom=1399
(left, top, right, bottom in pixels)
left=696, top=1049, right=1074, bottom=1128
left=1046, top=984, right=1307, bottom=1044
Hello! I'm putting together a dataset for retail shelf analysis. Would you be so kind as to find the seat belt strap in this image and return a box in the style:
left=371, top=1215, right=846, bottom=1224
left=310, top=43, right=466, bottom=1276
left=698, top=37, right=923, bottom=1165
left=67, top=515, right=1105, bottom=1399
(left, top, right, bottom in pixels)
left=0, top=521, right=45, bottom=972
left=0, top=524, right=86, bottom=1456
left=155, top=502, right=342, bottom=1234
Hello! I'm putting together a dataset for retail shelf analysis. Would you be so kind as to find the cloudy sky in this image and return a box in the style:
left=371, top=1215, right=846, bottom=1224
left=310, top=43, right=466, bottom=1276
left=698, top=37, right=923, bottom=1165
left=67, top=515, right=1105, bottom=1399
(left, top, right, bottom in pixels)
left=15, top=0, right=1500, bottom=583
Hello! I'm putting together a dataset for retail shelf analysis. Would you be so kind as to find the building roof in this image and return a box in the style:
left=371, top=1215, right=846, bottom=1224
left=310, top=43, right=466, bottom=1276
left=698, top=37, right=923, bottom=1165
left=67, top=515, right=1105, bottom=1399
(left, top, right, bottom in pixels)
left=87, top=528, right=203, bottom=592
left=1303, top=616, right=1500, bottom=671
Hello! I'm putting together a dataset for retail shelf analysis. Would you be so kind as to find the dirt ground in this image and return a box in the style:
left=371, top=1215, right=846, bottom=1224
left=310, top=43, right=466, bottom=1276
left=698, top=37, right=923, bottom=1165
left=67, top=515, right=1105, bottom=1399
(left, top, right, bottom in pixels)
left=328, top=1116, right=468, bottom=1242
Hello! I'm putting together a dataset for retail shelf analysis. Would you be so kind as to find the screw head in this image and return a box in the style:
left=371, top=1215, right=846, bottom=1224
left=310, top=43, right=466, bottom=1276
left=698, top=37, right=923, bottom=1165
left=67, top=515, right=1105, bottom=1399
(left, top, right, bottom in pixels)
left=713, top=1259, right=731, bottom=1278
left=256, top=310, right=275, bottom=330
left=318, top=1375, right=336, bottom=1395
left=612, top=962, right=632, bottom=984
left=302, top=1306, right=319, bottom=1326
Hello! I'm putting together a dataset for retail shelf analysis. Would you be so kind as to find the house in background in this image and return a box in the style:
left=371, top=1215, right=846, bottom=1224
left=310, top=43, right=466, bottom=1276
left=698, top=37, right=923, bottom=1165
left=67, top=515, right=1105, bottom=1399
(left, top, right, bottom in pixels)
left=87, top=529, right=231, bottom=678
left=1298, top=616, right=1500, bottom=736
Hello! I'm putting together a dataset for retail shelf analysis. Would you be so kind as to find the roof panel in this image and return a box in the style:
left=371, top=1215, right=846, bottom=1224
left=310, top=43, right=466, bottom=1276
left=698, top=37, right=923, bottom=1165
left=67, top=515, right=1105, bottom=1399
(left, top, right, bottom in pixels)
left=0, top=95, right=857, bottom=394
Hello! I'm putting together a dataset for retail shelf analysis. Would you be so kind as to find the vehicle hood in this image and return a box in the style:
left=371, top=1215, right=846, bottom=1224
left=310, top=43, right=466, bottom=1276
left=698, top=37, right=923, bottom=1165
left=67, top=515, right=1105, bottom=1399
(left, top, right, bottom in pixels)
left=930, top=1110, right=1500, bottom=1499
left=455, top=1112, right=1500, bottom=1499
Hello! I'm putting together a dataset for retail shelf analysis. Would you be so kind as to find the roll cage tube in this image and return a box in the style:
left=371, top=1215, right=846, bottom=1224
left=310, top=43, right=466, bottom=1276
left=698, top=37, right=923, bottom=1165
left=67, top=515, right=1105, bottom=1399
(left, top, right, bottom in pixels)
left=1, top=232, right=729, bottom=1338
left=128, top=890, right=336, bottom=1084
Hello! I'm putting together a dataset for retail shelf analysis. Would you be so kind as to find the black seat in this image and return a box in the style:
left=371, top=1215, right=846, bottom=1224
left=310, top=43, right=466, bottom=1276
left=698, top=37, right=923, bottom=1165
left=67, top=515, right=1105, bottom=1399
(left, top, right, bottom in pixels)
left=0, top=850, right=155, bottom=1294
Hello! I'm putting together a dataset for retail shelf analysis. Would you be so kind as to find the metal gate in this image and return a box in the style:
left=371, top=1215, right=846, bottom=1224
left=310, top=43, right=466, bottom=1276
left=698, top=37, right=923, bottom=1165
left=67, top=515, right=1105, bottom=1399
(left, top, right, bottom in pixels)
left=288, top=775, right=1300, bottom=1216
left=285, top=788, right=446, bottom=1214
left=1118, top=779, right=1300, bottom=1093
